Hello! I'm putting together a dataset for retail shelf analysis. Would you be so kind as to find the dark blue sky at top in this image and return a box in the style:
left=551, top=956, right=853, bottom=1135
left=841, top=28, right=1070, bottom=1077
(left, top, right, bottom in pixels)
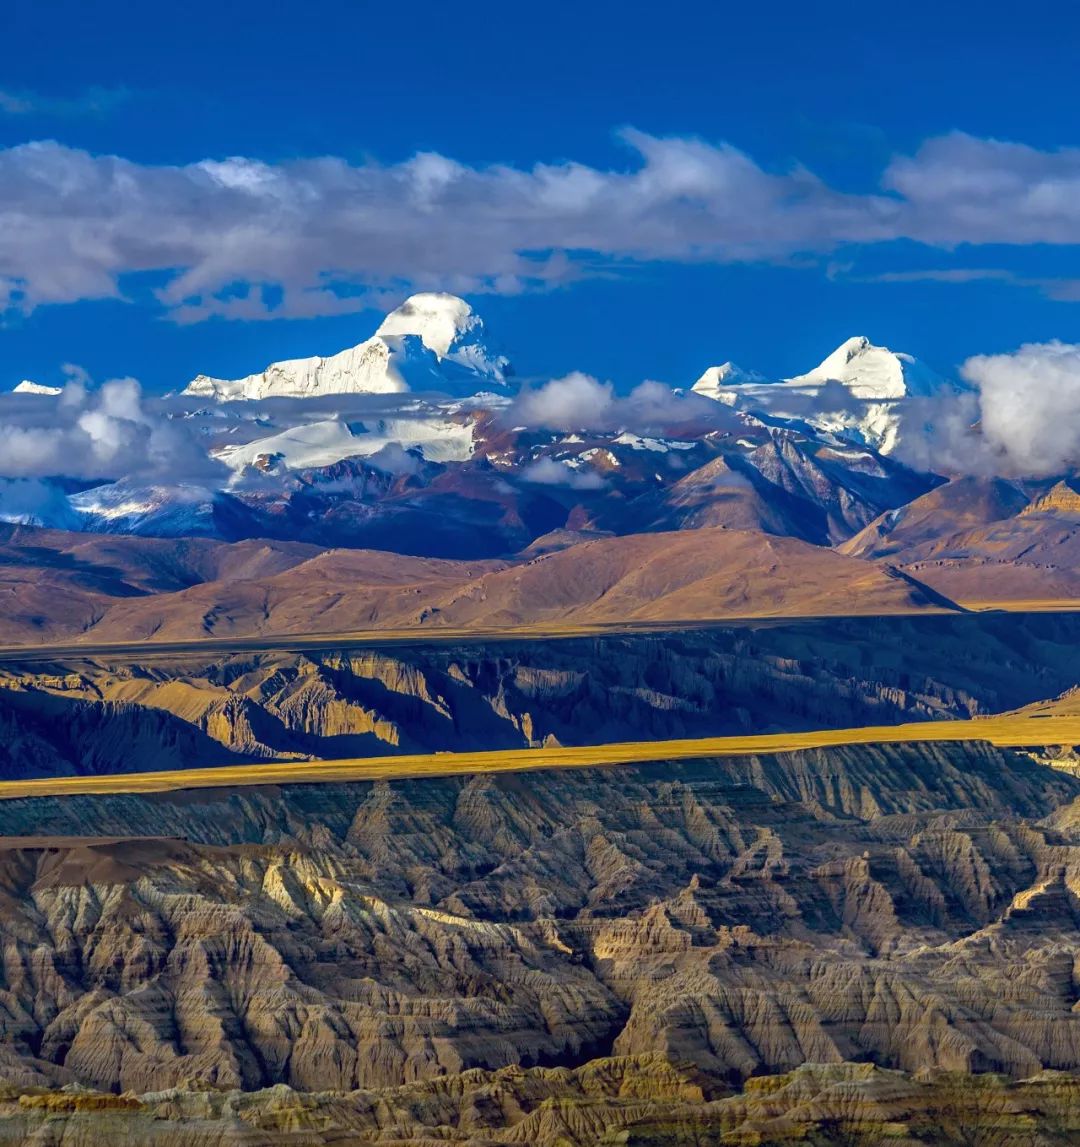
left=3, top=0, right=1080, bottom=392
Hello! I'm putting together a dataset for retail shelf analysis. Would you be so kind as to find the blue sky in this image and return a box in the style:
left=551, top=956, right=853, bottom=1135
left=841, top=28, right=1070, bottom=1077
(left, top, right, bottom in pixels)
left=3, top=0, right=1080, bottom=391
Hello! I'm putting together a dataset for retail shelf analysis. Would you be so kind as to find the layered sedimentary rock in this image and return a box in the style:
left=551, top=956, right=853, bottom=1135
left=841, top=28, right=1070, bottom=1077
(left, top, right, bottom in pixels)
left=0, top=745, right=1073, bottom=1109
left=9, top=1061, right=1080, bottom=1145
left=3, top=611, right=1080, bottom=777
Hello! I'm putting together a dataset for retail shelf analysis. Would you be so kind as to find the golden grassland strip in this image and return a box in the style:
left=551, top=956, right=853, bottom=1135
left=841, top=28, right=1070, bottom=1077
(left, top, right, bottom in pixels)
left=1, top=715, right=1079, bottom=801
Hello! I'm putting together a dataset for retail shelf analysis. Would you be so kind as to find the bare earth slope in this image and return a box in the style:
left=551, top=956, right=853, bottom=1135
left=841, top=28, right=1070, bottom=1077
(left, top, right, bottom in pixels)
left=0, top=525, right=326, bottom=643
left=842, top=477, right=1080, bottom=606
left=0, top=743, right=1078, bottom=1142
left=0, top=526, right=955, bottom=646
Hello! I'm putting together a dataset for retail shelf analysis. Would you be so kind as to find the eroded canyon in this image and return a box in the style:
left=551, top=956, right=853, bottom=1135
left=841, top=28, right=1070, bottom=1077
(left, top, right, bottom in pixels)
left=0, top=735, right=1078, bottom=1142
left=3, top=612, right=1080, bottom=779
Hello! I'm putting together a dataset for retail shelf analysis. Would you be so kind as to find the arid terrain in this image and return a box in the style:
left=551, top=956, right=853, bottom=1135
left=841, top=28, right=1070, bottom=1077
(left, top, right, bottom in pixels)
left=3, top=519, right=1080, bottom=1144
left=0, top=523, right=957, bottom=647
left=9, top=10, right=1080, bottom=1137
left=0, top=739, right=1079, bottom=1142
left=5, top=313, right=1080, bottom=1144
left=2, top=607, right=1080, bottom=1143
left=1, top=613, right=1079, bottom=779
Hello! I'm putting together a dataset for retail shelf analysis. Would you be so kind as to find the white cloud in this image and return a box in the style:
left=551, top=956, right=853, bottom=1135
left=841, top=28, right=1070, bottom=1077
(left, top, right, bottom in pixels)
left=10, top=128, right=1080, bottom=323
left=884, top=134, right=1080, bottom=246
left=511, top=372, right=730, bottom=434
left=962, top=342, right=1080, bottom=476
left=0, top=370, right=223, bottom=480
left=522, top=456, right=606, bottom=490
left=895, top=341, right=1080, bottom=477
left=0, top=424, right=66, bottom=473
left=0, top=477, right=81, bottom=527
left=513, top=373, right=615, bottom=430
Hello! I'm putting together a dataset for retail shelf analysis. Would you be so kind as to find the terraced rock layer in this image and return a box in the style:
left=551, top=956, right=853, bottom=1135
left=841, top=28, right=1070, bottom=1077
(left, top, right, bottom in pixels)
left=3, top=611, right=1080, bottom=777
left=5, top=1062, right=1080, bottom=1145
left=0, top=742, right=1076, bottom=1142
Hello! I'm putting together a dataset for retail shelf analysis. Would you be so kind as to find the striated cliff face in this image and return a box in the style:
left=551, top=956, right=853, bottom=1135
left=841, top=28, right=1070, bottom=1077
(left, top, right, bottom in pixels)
left=0, top=744, right=1077, bottom=1143
left=8, top=1061, right=1080, bottom=1145
left=3, top=612, right=1080, bottom=777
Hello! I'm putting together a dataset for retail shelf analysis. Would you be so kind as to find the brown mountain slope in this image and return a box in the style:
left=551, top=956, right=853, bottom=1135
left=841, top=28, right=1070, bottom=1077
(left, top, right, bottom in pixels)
left=644, top=437, right=934, bottom=547
left=840, top=475, right=1033, bottom=559
left=0, top=525, right=326, bottom=642
left=23, top=527, right=958, bottom=645
left=0, top=524, right=321, bottom=589
left=413, top=528, right=955, bottom=627
left=840, top=477, right=1080, bottom=606
left=889, top=516, right=1080, bottom=605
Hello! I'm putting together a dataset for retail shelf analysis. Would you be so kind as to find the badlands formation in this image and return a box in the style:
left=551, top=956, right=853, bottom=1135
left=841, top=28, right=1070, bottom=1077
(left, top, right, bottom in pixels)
left=0, top=740, right=1078, bottom=1142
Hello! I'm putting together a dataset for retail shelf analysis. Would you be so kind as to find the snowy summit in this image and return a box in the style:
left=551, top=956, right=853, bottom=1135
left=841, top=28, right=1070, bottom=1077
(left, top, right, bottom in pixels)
left=692, top=362, right=766, bottom=398
left=691, top=336, right=954, bottom=453
left=12, top=380, right=63, bottom=396
left=788, top=335, right=946, bottom=400
left=184, top=293, right=511, bottom=401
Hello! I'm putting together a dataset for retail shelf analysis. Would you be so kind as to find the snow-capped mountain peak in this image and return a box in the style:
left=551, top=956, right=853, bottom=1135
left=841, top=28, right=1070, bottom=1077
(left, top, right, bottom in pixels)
left=183, top=293, right=510, bottom=402
left=690, top=337, right=954, bottom=454
left=12, top=380, right=63, bottom=396
left=377, top=292, right=510, bottom=383
left=791, top=336, right=945, bottom=400
left=376, top=293, right=477, bottom=356
left=692, top=362, right=766, bottom=398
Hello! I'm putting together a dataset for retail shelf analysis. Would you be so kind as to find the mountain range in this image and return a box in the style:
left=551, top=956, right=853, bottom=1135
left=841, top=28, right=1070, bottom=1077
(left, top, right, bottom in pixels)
left=6, top=298, right=1080, bottom=1146
left=4, top=293, right=1079, bottom=622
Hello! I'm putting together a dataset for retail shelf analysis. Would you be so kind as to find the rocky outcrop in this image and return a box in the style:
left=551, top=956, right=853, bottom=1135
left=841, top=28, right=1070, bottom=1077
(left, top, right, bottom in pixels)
left=1020, top=480, right=1080, bottom=517
left=4, top=610, right=1080, bottom=777
left=5, top=1061, right=1080, bottom=1145
left=0, top=745, right=1074, bottom=1105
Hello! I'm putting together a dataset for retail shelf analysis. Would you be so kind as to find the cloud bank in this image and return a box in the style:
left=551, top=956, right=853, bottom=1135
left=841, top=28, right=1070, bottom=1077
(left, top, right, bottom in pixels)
left=0, top=372, right=221, bottom=481
left=510, top=372, right=728, bottom=433
left=4, top=130, right=1080, bottom=321
left=963, top=342, right=1080, bottom=476
left=895, top=341, right=1080, bottom=478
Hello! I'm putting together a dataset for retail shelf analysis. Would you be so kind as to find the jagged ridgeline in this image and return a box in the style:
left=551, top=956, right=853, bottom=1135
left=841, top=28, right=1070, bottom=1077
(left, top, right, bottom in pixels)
left=2, top=612, right=1080, bottom=777
left=0, top=740, right=1078, bottom=1143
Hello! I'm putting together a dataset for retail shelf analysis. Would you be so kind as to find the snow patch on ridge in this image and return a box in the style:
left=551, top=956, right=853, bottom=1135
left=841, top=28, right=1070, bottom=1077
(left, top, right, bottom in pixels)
left=215, top=415, right=475, bottom=474
left=69, top=482, right=223, bottom=536
left=613, top=432, right=696, bottom=453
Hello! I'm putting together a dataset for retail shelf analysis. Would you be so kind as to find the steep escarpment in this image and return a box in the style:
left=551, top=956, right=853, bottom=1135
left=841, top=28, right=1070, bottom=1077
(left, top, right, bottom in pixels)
left=3, top=611, right=1079, bottom=777
left=0, top=744, right=1075, bottom=1114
